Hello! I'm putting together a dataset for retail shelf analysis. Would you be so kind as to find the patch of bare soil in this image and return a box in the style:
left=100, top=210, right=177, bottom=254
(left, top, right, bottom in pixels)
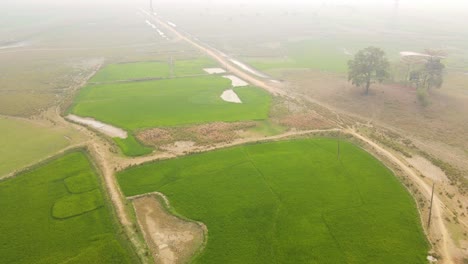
left=278, top=112, right=334, bottom=130
left=137, top=122, right=256, bottom=147
left=160, top=141, right=196, bottom=155
left=133, top=195, right=205, bottom=264
left=406, top=155, right=449, bottom=182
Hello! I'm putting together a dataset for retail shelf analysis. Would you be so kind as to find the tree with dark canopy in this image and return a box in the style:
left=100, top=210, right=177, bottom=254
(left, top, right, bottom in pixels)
left=348, top=47, right=389, bottom=95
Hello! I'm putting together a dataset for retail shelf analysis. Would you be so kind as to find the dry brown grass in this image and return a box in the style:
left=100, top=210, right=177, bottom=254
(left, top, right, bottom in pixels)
left=278, top=112, right=334, bottom=130
left=283, top=70, right=468, bottom=176
left=137, top=122, right=257, bottom=147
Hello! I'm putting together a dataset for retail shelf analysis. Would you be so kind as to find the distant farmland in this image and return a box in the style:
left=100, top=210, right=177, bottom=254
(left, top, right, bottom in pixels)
left=0, top=151, right=137, bottom=264
left=118, top=138, right=429, bottom=263
left=72, top=76, right=270, bottom=130
left=0, top=117, right=82, bottom=177
left=70, top=58, right=271, bottom=156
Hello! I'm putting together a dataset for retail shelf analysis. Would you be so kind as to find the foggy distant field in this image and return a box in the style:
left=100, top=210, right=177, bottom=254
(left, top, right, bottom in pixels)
left=151, top=1, right=468, bottom=74
left=118, top=138, right=429, bottom=263
left=0, top=117, right=83, bottom=177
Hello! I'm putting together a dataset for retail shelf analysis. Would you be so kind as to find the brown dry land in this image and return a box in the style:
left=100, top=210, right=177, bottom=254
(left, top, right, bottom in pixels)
left=132, top=194, right=204, bottom=264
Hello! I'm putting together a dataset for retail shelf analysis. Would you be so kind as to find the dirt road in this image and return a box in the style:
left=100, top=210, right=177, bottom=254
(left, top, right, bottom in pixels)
left=151, top=15, right=286, bottom=96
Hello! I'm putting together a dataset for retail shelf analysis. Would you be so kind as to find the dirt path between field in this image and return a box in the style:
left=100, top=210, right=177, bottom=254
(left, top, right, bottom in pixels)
left=347, top=129, right=456, bottom=264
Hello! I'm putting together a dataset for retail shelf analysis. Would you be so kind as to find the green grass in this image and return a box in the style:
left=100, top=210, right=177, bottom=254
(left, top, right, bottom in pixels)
left=0, top=151, right=136, bottom=264
left=117, top=138, right=429, bottom=264
left=52, top=189, right=104, bottom=219
left=247, top=39, right=354, bottom=73
left=90, top=61, right=170, bottom=82
left=71, top=75, right=271, bottom=130
left=0, top=117, right=82, bottom=177
left=64, top=171, right=99, bottom=193
left=174, top=57, right=217, bottom=76
left=114, top=134, right=153, bottom=157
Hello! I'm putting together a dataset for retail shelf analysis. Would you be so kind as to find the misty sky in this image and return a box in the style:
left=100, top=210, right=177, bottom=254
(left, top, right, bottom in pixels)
left=3, top=0, right=468, bottom=9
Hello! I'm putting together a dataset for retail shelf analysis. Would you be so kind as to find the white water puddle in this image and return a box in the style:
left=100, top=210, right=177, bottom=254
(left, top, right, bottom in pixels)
left=228, top=58, right=268, bottom=78
left=167, top=21, right=177, bottom=27
left=400, top=51, right=431, bottom=57
left=220, top=89, right=242, bottom=104
left=269, top=79, right=281, bottom=84
left=204, top=68, right=226, bottom=74
left=405, top=155, right=448, bottom=182
left=0, top=42, right=27, bottom=50
left=66, top=114, right=127, bottom=139
left=222, top=75, right=248, bottom=87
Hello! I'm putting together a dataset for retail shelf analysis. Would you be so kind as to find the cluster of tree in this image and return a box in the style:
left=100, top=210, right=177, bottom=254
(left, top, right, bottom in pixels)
left=347, top=47, right=445, bottom=105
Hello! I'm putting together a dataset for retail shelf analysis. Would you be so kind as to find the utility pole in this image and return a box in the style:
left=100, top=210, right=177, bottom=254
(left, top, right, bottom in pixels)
left=337, top=131, right=341, bottom=160
left=427, top=183, right=435, bottom=231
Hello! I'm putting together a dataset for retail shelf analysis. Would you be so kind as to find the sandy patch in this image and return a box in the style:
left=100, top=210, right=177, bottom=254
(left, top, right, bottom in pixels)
left=203, top=68, right=226, bottom=74
left=222, top=75, right=248, bottom=87
left=220, top=89, right=242, bottom=103
left=406, top=155, right=448, bottom=182
left=228, top=58, right=268, bottom=78
left=66, top=114, right=127, bottom=139
left=161, top=141, right=196, bottom=155
left=133, top=195, right=204, bottom=264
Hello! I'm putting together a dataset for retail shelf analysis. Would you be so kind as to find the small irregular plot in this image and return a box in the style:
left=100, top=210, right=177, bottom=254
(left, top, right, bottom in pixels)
left=203, top=68, right=226, bottom=74
left=133, top=195, right=204, bottom=264
left=222, top=74, right=249, bottom=87
left=220, top=89, right=242, bottom=103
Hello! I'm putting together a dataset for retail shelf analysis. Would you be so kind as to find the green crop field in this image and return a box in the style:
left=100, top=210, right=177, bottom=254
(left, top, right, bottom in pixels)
left=0, top=117, right=83, bottom=177
left=118, top=138, right=429, bottom=263
left=246, top=39, right=353, bottom=73
left=90, top=61, right=171, bottom=82
left=71, top=75, right=271, bottom=130
left=174, top=57, right=217, bottom=76
left=114, top=134, right=153, bottom=157
left=72, top=57, right=263, bottom=156
left=0, top=151, right=137, bottom=264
